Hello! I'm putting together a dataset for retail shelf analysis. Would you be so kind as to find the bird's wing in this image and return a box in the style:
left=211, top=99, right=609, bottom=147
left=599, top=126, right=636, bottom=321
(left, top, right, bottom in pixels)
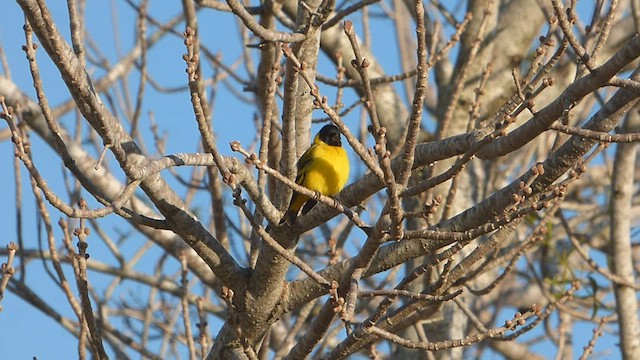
left=295, top=144, right=317, bottom=184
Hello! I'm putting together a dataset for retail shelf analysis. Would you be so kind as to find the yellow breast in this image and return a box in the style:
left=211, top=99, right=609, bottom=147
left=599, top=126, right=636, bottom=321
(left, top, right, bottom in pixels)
left=300, top=143, right=349, bottom=196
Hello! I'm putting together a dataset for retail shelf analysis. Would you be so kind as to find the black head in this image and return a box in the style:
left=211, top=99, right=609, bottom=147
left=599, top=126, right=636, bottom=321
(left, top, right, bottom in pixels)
left=317, top=124, right=342, bottom=147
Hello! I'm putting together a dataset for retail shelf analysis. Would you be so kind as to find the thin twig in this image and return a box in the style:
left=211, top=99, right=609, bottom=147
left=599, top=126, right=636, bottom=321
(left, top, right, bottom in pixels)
left=183, top=27, right=235, bottom=188
left=231, top=141, right=369, bottom=230
left=344, top=20, right=402, bottom=239
left=549, top=123, right=640, bottom=142
left=232, top=188, right=332, bottom=287
left=0, top=243, right=19, bottom=311
left=74, top=200, right=109, bottom=359
left=180, top=254, right=197, bottom=360
left=368, top=305, right=538, bottom=350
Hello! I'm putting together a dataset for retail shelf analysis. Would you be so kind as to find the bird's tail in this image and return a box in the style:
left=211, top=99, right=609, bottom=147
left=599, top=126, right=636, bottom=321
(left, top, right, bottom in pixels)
left=279, top=210, right=298, bottom=226
left=279, top=193, right=309, bottom=226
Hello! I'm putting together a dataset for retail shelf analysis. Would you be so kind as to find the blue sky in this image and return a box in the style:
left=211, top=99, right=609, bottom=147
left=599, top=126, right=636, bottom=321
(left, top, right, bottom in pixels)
left=0, top=2, right=365, bottom=358
left=0, top=1, right=627, bottom=359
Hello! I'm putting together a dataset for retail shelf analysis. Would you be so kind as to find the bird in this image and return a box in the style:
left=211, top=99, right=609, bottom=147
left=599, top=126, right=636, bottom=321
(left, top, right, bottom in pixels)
left=280, top=124, right=350, bottom=225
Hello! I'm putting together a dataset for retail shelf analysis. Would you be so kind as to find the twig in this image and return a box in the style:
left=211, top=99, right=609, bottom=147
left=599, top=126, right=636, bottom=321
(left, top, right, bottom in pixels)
left=466, top=222, right=548, bottom=296
left=395, top=0, right=429, bottom=189
left=341, top=226, right=391, bottom=323
left=73, top=199, right=109, bottom=359
left=477, top=35, right=640, bottom=159
left=272, top=300, right=317, bottom=358
left=315, top=14, right=471, bottom=89
left=231, top=141, right=369, bottom=230
left=498, top=282, right=580, bottom=341
left=359, top=289, right=461, bottom=302
left=608, top=77, right=640, bottom=91
left=312, top=98, right=364, bottom=123
left=586, top=0, right=619, bottom=77
left=130, top=0, right=149, bottom=138
left=402, top=116, right=513, bottom=198
left=195, top=297, right=209, bottom=360
left=223, top=0, right=304, bottom=42
left=559, top=210, right=640, bottom=289
left=453, top=297, right=490, bottom=338
left=0, top=243, right=19, bottom=311
left=441, top=62, right=492, bottom=221
left=94, top=144, right=112, bottom=170
left=180, top=254, right=197, bottom=360
left=232, top=188, right=332, bottom=287
left=368, top=305, right=539, bottom=351
left=1, top=104, right=143, bottom=220
left=579, top=316, right=612, bottom=360
left=11, top=122, right=25, bottom=281
left=344, top=20, right=402, bottom=239
left=183, top=27, right=236, bottom=188
left=551, top=0, right=596, bottom=72
left=31, top=177, right=85, bottom=322
left=436, top=5, right=489, bottom=139
left=284, top=296, right=338, bottom=360
left=549, top=123, right=640, bottom=142
left=322, top=0, right=380, bottom=29
left=280, top=42, right=384, bottom=183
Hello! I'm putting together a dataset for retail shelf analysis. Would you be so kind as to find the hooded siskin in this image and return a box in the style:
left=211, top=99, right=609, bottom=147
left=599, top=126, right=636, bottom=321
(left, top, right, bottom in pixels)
left=280, top=124, right=350, bottom=225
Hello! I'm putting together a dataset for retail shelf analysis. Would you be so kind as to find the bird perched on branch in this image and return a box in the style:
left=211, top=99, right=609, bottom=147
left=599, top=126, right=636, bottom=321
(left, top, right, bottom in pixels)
left=280, top=124, right=350, bottom=225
